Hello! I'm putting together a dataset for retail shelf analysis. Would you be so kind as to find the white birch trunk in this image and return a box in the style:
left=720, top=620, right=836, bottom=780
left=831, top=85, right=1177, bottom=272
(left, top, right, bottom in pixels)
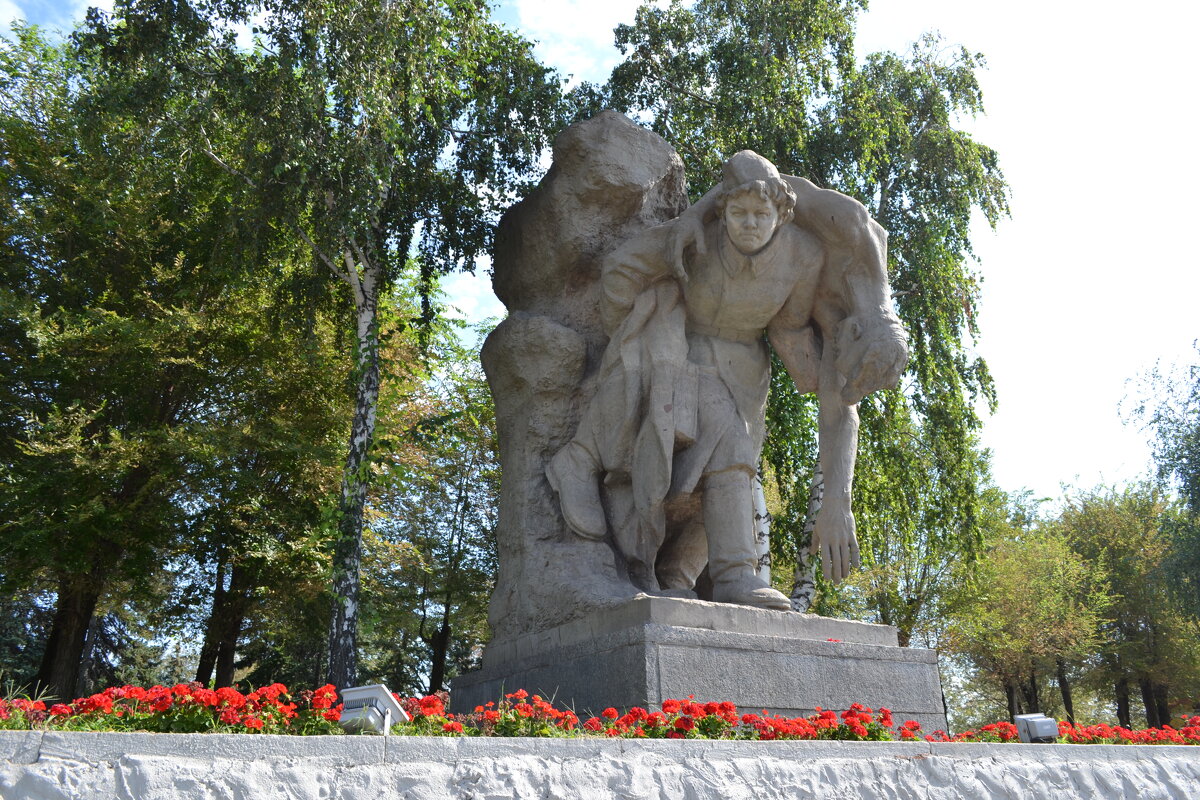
left=327, top=250, right=381, bottom=690
left=753, top=472, right=771, bottom=581
left=790, top=462, right=822, bottom=613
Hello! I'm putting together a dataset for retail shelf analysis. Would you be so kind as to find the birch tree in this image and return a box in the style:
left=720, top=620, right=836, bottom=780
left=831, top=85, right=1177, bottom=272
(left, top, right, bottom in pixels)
left=210, top=0, right=561, bottom=687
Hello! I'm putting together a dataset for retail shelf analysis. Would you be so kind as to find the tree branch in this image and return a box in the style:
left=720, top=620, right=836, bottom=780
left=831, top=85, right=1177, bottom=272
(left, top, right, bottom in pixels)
left=197, top=127, right=353, bottom=286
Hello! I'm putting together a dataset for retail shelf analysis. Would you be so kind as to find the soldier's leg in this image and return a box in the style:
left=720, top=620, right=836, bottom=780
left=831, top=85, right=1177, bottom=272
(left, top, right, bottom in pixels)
left=656, top=514, right=706, bottom=597
left=702, top=465, right=790, bottom=611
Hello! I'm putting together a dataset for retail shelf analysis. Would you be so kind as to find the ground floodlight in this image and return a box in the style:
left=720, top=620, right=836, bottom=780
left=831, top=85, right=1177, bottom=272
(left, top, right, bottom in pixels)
left=338, top=684, right=410, bottom=735
left=1013, top=713, right=1058, bottom=743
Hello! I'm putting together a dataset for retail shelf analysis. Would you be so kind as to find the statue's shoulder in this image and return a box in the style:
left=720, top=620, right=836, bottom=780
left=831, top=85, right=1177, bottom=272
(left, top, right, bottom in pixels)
left=778, top=217, right=825, bottom=257
left=784, top=176, right=876, bottom=244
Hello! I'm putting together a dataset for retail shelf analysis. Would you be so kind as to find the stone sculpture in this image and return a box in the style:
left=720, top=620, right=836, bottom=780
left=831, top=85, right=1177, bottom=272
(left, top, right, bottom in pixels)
left=481, top=112, right=905, bottom=638
left=546, top=150, right=907, bottom=611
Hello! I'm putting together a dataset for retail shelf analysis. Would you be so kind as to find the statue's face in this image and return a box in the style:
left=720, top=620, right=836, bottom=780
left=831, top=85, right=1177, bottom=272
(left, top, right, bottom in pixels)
left=723, top=192, right=781, bottom=254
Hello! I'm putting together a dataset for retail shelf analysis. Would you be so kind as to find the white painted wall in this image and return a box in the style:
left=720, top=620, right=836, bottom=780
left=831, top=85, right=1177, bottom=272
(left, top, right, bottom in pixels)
left=3, top=731, right=1199, bottom=799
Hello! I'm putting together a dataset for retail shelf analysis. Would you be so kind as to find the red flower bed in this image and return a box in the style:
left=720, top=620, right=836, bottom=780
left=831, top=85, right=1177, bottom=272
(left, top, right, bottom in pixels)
left=3, top=684, right=1198, bottom=744
left=0, top=682, right=344, bottom=735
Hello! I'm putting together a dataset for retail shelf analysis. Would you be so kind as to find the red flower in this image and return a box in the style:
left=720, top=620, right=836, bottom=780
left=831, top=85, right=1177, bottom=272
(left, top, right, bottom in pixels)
left=311, top=685, right=338, bottom=710
left=674, top=716, right=695, bottom=732
left=216, top=687, right=247, bottom=710
left=484, top=710, right=500, bottom=724
left=243, top=716, right=264, bottom=731
left=417, top=696, right=445, bottom=717
left=583, top=717, right=604, bottom=732
left=443, top=721, right=464, bottom=733
left=601, top=707, right=619, bottom=719
left=49, top=704, right=71, bottom=717
left=661, top=698, right=682, bottom=714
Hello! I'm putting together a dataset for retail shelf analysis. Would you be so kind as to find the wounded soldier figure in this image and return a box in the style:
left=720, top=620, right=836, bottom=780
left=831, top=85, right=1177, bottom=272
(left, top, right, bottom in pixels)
left=547, top=150, right=908, bottom=610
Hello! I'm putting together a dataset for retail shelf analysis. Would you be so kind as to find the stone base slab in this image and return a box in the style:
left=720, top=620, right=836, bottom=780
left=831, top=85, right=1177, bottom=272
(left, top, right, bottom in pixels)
left=452, top=596, right=947, bottom=730
left=4, top=732, right=1198, bottom=799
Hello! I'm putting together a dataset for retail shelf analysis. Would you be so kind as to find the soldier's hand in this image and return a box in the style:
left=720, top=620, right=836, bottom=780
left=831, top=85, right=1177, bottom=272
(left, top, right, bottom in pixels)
left=810, top=505, right=861, bottom=584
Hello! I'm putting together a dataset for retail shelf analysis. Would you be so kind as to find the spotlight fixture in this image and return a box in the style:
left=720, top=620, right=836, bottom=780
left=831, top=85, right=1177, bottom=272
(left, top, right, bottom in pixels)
left=338, top=684, right=411, bottom=735
left=1013, top=713, right=1059, bottom=743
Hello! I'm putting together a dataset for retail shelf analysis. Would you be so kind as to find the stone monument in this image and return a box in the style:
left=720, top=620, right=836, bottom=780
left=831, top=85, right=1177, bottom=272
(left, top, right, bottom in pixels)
left=452, top=112, right=946, bottom=729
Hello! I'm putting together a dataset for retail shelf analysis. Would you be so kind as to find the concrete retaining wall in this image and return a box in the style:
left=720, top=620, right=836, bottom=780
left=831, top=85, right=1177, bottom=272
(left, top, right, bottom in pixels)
left=2, top=730, right=1198, bottom=799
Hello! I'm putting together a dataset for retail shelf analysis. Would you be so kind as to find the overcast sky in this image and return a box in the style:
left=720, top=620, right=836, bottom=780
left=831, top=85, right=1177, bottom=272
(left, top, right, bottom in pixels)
left=8, top=1, right=1199, bottom=504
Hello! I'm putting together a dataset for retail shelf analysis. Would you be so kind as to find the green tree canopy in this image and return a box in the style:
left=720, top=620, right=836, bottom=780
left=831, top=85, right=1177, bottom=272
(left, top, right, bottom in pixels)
left=1058, top=484, right=1200, bottom=728
left=75, top=0, right=568, bottom=687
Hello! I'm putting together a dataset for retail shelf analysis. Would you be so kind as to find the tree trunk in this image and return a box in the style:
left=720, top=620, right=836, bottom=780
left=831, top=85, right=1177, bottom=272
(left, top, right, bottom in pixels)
left=194, top=558, right=229, bottom=685
left=1115, top=676, right=1131, bottom=728
left=789, top=463, right=822, bottom=612
left=1056, top=658, right=1075, bottom=724
left=1139, top=677, right=1161, bottom=728
left=1020, top=669, right=1039, bottom=714
left=752, top=473, right=771, bottom=580
left=1153, top=682, right=1171, bottom=728
left=1005, top=680, right=1019, bottom=720
left=426, top=616, right=452, bottom=694
left=327, top=262, right=381, bottom=690
left=36, top=577, right=102, bottom=701
left=212, top=563, right=255, bottom=687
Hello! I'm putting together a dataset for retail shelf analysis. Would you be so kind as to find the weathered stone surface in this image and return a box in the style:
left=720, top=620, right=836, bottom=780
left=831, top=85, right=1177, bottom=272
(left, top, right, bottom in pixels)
left=463, top=112, right=928, bottom=728
left=539, top=146, right=907, bottom=606
left=453, top=595, right=946, bottom=730
left=484, top=112, right=908, bottom=646
left=480, top=594, right=897, bottom=668
left=4, top=731, right=1198, bottom=800
left=482, top=111, right=688, bottom=641
left=0, top=732, right=39, bottom=766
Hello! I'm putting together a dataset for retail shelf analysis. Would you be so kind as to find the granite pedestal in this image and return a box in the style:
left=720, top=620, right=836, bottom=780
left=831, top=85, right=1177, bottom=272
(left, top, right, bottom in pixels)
left=451, top=596, right=947, bottom=731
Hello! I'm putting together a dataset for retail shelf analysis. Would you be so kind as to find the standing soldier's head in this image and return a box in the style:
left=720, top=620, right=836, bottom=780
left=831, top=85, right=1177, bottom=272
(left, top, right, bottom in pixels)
left=717, top=151, right=796, bottom=254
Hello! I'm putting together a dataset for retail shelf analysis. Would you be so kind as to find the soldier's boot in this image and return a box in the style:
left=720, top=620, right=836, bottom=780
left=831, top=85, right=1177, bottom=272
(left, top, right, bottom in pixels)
left=704, top=469, right=791, bottom=611
left=546, top=441, right=607, bottom=540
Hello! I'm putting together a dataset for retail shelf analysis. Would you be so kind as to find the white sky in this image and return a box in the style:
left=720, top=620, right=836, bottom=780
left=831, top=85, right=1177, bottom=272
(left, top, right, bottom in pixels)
left=8, top=1, right=1199, bottom=503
